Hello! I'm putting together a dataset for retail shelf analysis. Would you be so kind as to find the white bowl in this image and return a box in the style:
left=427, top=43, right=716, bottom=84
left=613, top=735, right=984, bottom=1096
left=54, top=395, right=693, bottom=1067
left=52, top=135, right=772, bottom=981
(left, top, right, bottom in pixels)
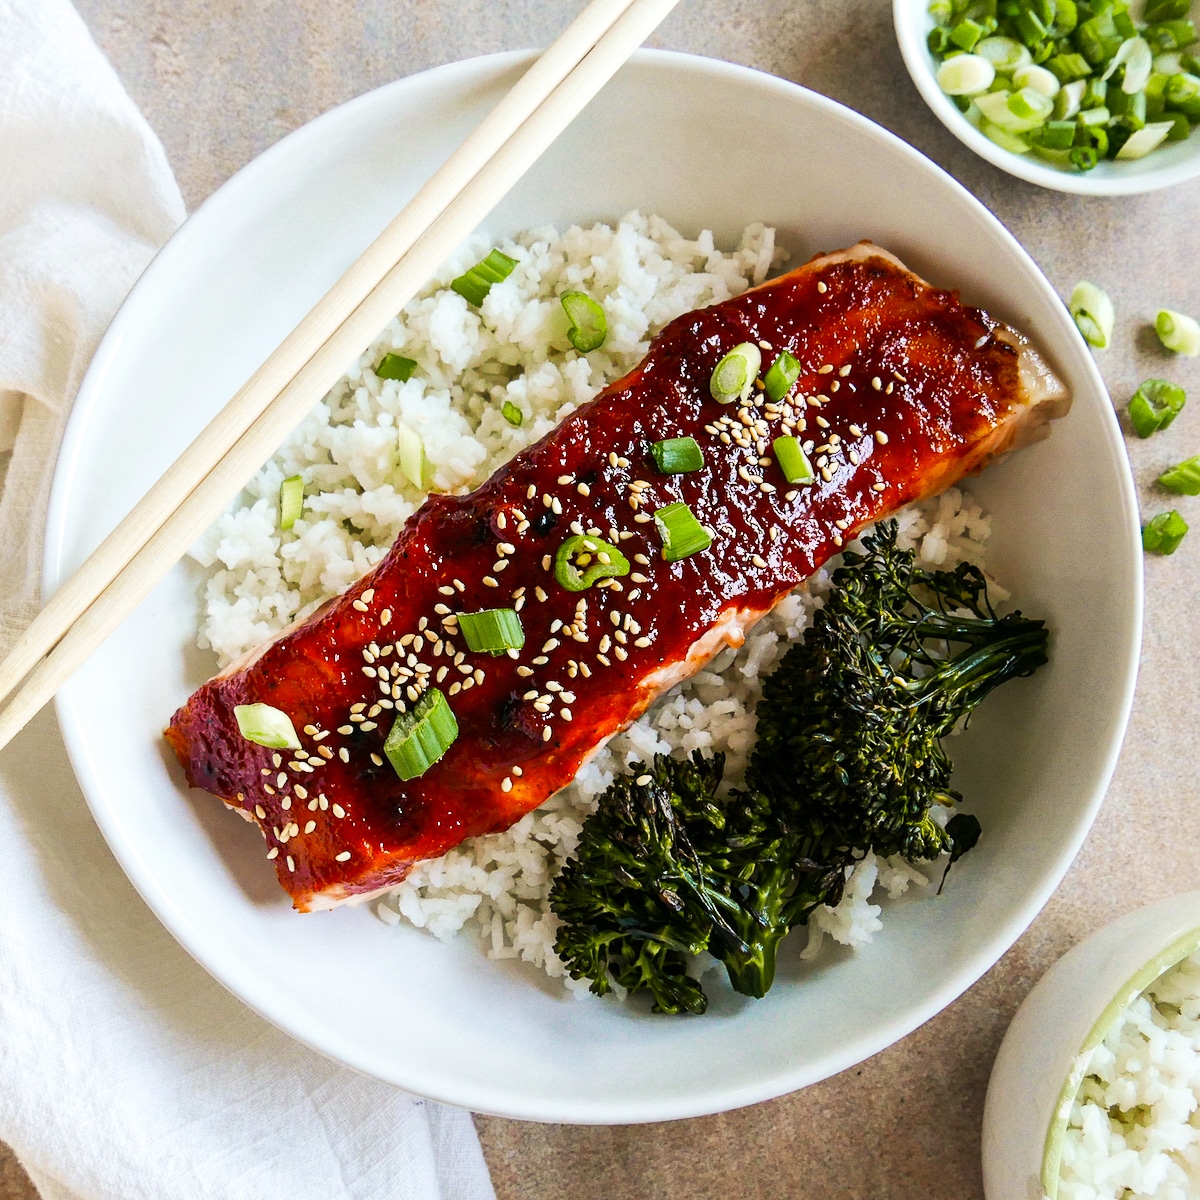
left=44, top=50, right=1142, bottom=1122
left=983, top=892, right=1200, bottom=1199
left=893, top=0, right=1200, bottom=195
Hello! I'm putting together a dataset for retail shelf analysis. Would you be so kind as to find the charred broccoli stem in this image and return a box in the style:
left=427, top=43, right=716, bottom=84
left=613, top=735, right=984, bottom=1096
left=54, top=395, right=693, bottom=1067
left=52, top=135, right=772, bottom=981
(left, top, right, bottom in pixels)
left=550, top=521, right=1048, bottom=1013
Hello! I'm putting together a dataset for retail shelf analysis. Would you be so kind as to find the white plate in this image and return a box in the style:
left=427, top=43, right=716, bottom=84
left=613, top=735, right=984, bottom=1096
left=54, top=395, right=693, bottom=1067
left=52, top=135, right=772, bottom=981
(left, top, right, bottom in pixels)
left=45, top=50, right=1142, bottom=1123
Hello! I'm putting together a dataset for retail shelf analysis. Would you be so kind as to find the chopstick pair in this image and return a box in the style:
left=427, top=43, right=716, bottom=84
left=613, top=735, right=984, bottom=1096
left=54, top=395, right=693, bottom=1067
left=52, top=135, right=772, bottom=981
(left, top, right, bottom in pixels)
left=0, top=0, right=682, bottom=753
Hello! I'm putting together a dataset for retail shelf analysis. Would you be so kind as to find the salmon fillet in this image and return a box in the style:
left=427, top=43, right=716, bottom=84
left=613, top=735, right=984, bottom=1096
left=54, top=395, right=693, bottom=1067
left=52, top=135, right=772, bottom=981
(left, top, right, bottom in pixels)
left=165, top=242, right=1069, bottom=912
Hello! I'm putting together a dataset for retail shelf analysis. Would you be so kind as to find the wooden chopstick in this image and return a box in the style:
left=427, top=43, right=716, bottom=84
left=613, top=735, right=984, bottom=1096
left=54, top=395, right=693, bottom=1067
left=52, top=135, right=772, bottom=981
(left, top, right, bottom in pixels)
left=0, top=0, right=681, bottom=753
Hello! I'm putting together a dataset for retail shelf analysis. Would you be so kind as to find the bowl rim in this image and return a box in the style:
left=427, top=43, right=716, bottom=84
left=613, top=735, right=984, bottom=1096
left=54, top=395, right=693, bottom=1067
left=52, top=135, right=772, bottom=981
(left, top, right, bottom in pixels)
left=44, top=46, right=1144, bottom=1122
left=892, top=0, right=1200, bottom=196
left=1040, top=920, right=1200, bottom=1197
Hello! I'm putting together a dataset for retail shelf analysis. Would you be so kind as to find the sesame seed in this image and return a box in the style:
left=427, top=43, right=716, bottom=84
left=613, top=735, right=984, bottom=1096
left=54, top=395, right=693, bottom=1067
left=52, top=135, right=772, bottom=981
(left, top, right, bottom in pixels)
left=614, top=646, right=628, bottom=661
left=636, top=774, right=653, bottom=785
left=634, top=636, right=651, bottom=648
left=277, top=773, right=287, bottom=788
left=496, top=512, right=507, bottom=530
left=885, top=382, right=894, bottom=394
left=542, top=727, right=553, bottom=742
left=501, top=777, right=513, bottom=792
left=304, top=820, right=317, bottom=834
left=286, top=856, right=295, bottom=872
left=267, top=848, right=279, bottom=860
left=875, top=430, right=889, bottom=444
left=833, top=534, right=843, bottom=547
left=975, top=334, right=989, bottom=349
left=333, top=804, right=345, bottom=818
left=817, top=280, right=828, bottom=293
left=434, top=603, right=451, bottom=615
left=294, top=785, right=308, bottom=800
left=527, top=484, right=537, bottom=500
left=516, top=665, right=534, bottom=677
left=352, top=599, right=369, bottom=613
left=338, top=747, right=350, bottom=762
left=336, top=851, right=351, bottom=862
left=577, top=483, right=590, bottom=497
left=871, top=376, right=882, bottom=390
left=483, top=576, right=499, bottom=587
left=370, top=753, right=383, bottom=767
left=818, top=364, right=833, bottom=375
left=596, top=653, right=611, bottom=666
left=839, top=364, right=852, bottom=377
left=873, top=481, right=887, bottom=492
left=438, top=585, right=455, bottom=596
left=255, top=804, right=267, bottom=819
left=751, top=554, right=768, bottom=569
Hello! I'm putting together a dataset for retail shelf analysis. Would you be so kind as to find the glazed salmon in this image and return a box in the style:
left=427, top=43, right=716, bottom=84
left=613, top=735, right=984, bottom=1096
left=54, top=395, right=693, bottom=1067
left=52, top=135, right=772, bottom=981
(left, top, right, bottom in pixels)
left=165, top=243, right=1069, bottom=912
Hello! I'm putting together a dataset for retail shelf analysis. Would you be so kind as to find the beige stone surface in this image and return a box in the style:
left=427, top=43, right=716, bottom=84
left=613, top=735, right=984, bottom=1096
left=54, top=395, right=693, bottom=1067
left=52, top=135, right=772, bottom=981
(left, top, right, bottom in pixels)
left=4, top=1, right=1198, bottom=1197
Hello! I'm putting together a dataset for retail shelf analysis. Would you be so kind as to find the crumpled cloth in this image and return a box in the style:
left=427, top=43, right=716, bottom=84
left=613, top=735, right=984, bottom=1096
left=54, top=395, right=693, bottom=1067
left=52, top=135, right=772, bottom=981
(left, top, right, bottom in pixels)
left=0, top=3, right=497, bottom=1197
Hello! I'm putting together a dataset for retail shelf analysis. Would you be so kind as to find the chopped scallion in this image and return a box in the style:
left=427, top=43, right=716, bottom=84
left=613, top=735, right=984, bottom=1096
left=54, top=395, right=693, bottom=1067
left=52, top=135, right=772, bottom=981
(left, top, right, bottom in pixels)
left=384, top=689, right=459, bottom=781
left=376, top=353, right=416, bottom=382
left=653, top=502, right=712, bottom=562
left=234, top=703, right=301, bottom=750
left=709, top=342, right=762, bottom=404
left=1142, top=509, right=1189, bottom=554
left=1156, top=308, right=1200, bottom=356
left=938, top=52, right=996, bottom=94
left=561, top=291, right=607, bottom=353
left=397, top=422, right=430, bottom=490
left=1116, top=119, right=1175, bottom=156
left=554, top=534, right=631, bottom=592
left=501, top=400, right=523, bottom=427
left=763, top=350, right=802, bottom=401
left=1158, top=455, right=1200, bottom=495
left=1069, top=281, right=1115, bottom=349
left=1013, top=63, right=1061, bottom=96
left=456, top=608, right=525, bottom=654
left=772, top=435, right=815, bottom=485
left=279, top=475, right=304, bottom=531
left=977, top=35, right=1033, bottom=73
left=651, top=436, right=705, bottom=474
left=1128, top=378, right=1187, bottom=437
left=451, top=248, right=517, bottom=307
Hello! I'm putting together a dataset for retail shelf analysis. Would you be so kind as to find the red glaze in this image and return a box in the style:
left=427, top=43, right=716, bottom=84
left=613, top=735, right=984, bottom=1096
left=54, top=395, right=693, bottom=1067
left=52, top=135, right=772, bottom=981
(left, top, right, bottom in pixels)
left=165, top=244, right=1059, bottom=911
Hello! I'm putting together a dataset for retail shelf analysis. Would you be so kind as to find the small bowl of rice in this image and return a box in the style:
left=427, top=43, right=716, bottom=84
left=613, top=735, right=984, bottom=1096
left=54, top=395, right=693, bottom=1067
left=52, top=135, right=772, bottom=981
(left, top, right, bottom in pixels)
left=983, top=892, right=1200, bottom=1199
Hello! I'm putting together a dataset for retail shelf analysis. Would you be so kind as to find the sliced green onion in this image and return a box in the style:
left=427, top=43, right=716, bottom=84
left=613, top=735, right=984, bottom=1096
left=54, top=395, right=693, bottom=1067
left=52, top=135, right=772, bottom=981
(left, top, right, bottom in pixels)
left=653, top=502, right=712, bottom=563
left=1014, top=63, right=1061, bottom=96
left=709, top=342, right=762, bottom=404
left=450, top=248, right=517, bottom=307
left=977, top=35, right=1034, bottom=73
left=1156, top=308, right=1200, bottom=355
left=981, top=117, right=1033, bottom=151
left=234, top=703, right=301, bottom=750
left=938, top=52, right=997, bottom=94
left=279, top=475, right=304, bottom=531
left=456, top=608, right=525, bottom=654
left=651, top=436, right=705, bottom=474
left=1144, top=19, right=1198, bottom=52
left=1035, top=118, right=1079, bottom=148
left=1047, top=51, right=1092, bottom=82
left=1070, top=281, right=1115, bottom=349
left=1116, top=118, right=1175, bottom=155
left=1164, top=110, right=1192, bottom=138
left=1146, top=0, right=1193, bottom=23
left=501, top=400, right=523, bottom=427
left=1158, top=455, right=1200, bottom=495
left=1081, top=77, right=1109, bottom=108
left=560, top=291, right=607, bottom=353
left=1077, top=103, right=1112, bottom=127
left=384, top=689, right=458, bottom=781
left=1166, top=72, right=1200, bottom=116
left=397, top=422, right=430, bottom=490
left=554, top=534, right=631, bottom=591
left=1013, top=7, right=1048, bottom=46
left=1155, top=50, right=1185, bottom=74
left=1053, top=78, right=1088, bottom=118
left=1009, top=84, right=1056, bottom=121
left=1142, top=509, right=1189, bottom=554
left=763, top=350, right=802, bottom=401
left=1128, top=379, right=1187, bottom=437
left=376, top=353, right=417, bottom=382
left=772, top=435, right=815, bottom=485
left=951, top=17, right=987, bottom=51
left=1069, top=143, right=1100, bottom=168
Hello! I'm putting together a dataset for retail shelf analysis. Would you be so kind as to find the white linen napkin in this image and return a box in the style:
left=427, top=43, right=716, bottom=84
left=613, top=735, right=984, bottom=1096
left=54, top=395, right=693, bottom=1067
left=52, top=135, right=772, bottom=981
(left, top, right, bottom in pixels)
left=0, top=4, right=497, bottom=1198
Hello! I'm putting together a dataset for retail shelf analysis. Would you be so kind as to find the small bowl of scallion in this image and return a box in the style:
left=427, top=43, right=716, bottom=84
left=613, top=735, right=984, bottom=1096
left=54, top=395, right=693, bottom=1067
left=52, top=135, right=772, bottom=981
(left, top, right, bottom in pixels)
left=894, top=0, right=1200, bottom=194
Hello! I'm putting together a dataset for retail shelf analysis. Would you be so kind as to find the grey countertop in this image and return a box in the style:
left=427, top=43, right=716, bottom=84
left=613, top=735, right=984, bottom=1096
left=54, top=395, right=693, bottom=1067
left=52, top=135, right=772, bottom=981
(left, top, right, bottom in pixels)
left=5, top=2, right=1199, bottom=1197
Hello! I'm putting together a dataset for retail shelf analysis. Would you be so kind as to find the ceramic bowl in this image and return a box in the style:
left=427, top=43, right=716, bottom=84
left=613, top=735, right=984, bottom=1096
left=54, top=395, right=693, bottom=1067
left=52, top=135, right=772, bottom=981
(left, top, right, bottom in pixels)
left=893, top=0, right=1200, bottom=194
left=983, top=892, right=1200, bottom=1199
left=45, top=50, right=1141, bottom=1122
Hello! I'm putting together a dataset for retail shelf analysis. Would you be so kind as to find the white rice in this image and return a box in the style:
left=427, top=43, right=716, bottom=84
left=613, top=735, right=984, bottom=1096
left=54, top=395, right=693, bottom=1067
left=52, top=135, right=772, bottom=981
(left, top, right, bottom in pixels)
left=1059, top=952, right=1200, bottom=1200
left=189, top=212, right=996, bottom=995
